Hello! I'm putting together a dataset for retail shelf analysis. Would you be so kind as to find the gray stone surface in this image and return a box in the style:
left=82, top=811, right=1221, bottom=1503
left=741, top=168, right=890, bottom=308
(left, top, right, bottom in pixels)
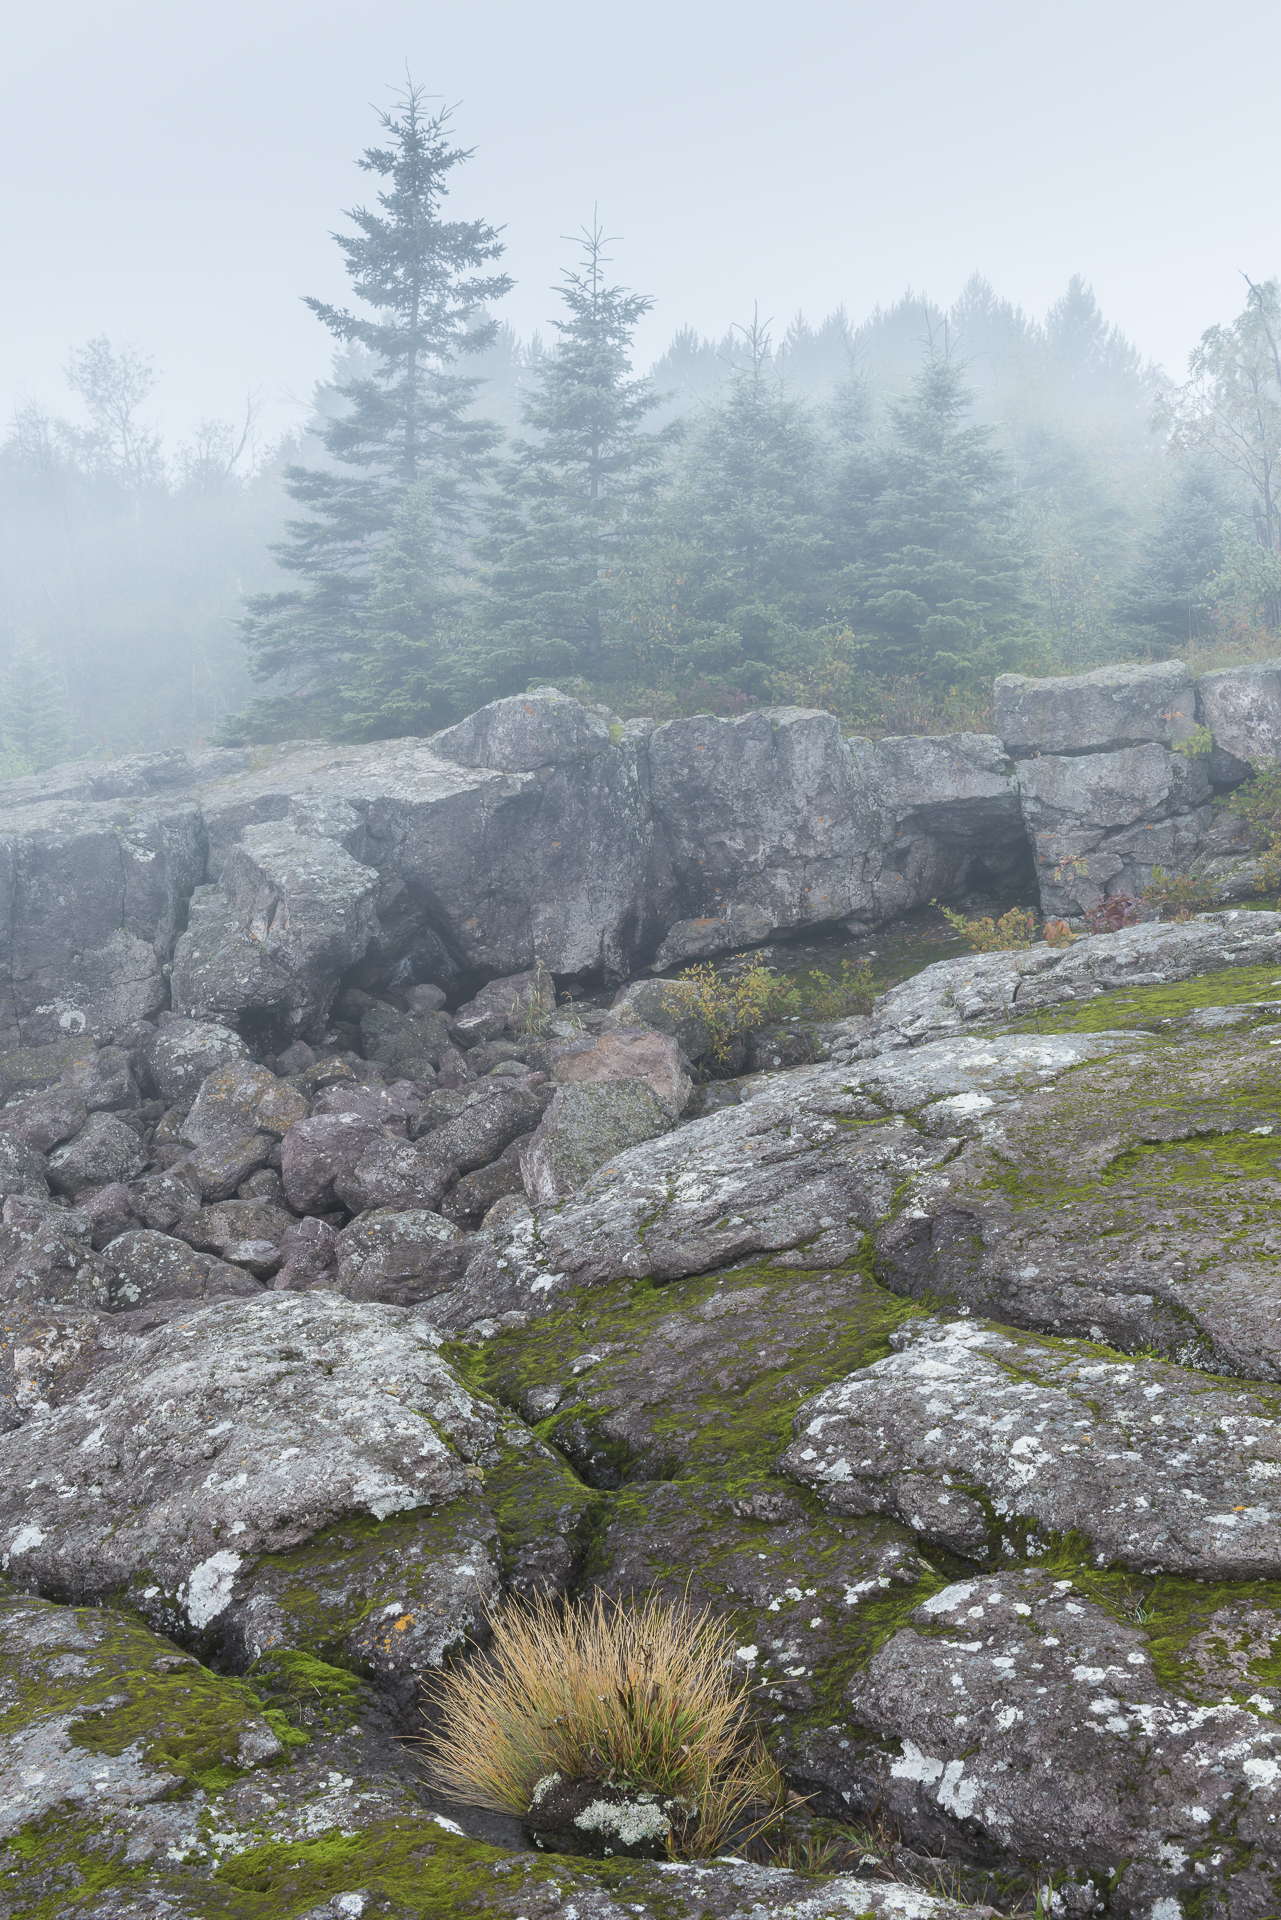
left=146, top=1017, right=249, bottom=1105
left=520, top=1079, right=680, bottom=1203
left=180, top=1059, right=309, bottom=1143
left=1197, top=658, right=1281, bottom=779
left=549, top=1025, right=693, bottom=1114
left=1016, top=741, right=1212, bottom=914
left=782, top=1316, right=1281, bottom=1577
left=454, top=967, right=555, bottom=1044
left=431, top=686, right=613, bottom=771
left=846, top=1569, right=1281, bottom=1920
left=46, top=1111, right=147, bottom=1197
left=99, top=1228, right=261, bottom=1309
left=443, top=1076, right=951, bottom=1327
left=0, top=794, right=205, bottom=1048
left=0, top=1291, right=501, bottom=1639
left=996, top=658, right=1197, bottom=755
left=862, top=910, right=1281, bottom=1052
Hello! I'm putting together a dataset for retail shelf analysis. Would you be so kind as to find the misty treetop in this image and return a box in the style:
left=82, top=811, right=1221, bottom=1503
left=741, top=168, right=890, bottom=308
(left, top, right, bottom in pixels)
left=6, top=92, right=1281, bottom=767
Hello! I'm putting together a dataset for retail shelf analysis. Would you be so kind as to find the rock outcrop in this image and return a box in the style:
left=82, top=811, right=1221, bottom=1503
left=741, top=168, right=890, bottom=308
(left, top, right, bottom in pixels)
left=6, top=674, right=1281, bottom=1914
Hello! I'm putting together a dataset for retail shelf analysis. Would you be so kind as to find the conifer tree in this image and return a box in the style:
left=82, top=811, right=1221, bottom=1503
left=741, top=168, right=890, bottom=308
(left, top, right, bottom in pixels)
left=642, top=316, right=828, bottom=691
left=830, top=354, right=1029, bottom=680
left=2, top=644, right=69, bottom=771
left=466, top=225, right=672, bottom=698
left=228, top=86, right=511, bottom=739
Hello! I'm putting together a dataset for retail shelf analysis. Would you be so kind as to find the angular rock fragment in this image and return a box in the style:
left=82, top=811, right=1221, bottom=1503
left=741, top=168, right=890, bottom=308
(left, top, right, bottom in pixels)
left=99, top=1228, right=261, bottom=1309
left=280, top=1110, right=387, bottom=1213
left=147, top=1017, right=249, bottom=1105
left=0, top=1204, right=107, bottom=1310
left=454, top=967, right=555, bottom=1044
left=334, top=1207, right=469, bottom=1307
left=0, top=1085, right=88, bottom=1153
left=520, top=1079, right=679, bottom=1203
left=47, top=1112, right=146, bottom=1197
left=0, top=1129, right=50, bottom=1200
left=180, top=1059, right=309, bottom=1143
left=549, top=1025, right=692, bottom=1113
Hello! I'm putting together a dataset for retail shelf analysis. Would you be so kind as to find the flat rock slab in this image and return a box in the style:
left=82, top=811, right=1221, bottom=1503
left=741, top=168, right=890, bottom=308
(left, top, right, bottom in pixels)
left=0, top=1292, right=500, bottom=1641
left=445, top=1071, right=954, bottom=1326
left=875, top=1011, right=1281, bottom=1374
left=863, top=911, right=1281, bottom=1052
left=782, top=1317, right=1281, bottom=1577
left=847, top=1570, right=1281, bottom=1920
left=0, top=1592, right=279, bottom=1839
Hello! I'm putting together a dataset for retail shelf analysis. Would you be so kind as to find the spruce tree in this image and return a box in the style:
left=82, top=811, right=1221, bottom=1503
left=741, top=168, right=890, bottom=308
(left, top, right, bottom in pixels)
left=2, top=644, right=70, bottom=771
left=1116, top=458, right=1239, bottom=647
left=228, top=87, right=512, bottom=739
left=466, top=225, right=673, bottom=699
left=645, top=317, right=829, bottom=692
left=831, top=354, right=1030, bottom=681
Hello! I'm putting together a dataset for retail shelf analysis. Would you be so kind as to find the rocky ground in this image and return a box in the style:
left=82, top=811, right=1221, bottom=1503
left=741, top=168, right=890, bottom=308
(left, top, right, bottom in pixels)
left=4, top=908, right=1281, bottom=1916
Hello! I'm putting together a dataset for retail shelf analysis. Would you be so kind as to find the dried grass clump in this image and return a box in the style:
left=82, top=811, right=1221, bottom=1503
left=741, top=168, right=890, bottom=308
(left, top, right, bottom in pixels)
left=420, top=1588, right=783, bottom=1858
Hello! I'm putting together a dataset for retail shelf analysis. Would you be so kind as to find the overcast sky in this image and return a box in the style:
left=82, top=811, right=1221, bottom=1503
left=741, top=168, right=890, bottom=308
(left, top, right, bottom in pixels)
left=3, top=0, right=1274, bottom=448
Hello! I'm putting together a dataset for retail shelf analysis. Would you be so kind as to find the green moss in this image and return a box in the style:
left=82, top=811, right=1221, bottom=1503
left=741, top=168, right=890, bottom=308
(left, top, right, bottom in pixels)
left=1101, top=1127, right=1281, bottom=1188
left=0, top=1598, right=267, bottom=1785
left=1014, top=962, right=1281, bottom=1034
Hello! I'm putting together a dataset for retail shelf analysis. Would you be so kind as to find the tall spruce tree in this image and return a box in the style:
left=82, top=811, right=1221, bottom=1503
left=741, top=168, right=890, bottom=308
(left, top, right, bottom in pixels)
left=466, top=225, right=672, bottom=699
left=831, top=354, right=1029, bottom=681
left=644, top=316, right=829, bottom=692
left=228, top=87, right=511, bottom=739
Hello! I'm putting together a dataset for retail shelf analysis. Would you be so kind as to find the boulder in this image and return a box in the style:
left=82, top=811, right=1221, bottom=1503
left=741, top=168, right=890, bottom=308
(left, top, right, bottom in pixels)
left=0, top=1087, right=89, bottom=1154
left=62, top=1045, right=140, bottom=1113
left=996, top=658, right=1197, bottom=755
left=1196, top=657, right=1281, bottom=781
left=175, top=1129, right=274, bottom=1202
left=520, top=1080, right=679, bottom=1204
left=0, top=1204, right=106, bottom=1310
left=128, top=1167, right=202, bottom=1233
left=548, top=1026, right=692, bottom=1114
left=0, top=1130, right=51, bottom=1200
left=431, top=686, right=613, bottom=771
left=147, top=1017, right=250, bottom=1106
left=0, top=1291, right=502, bottom=1643
left=99, top=1229, right=261, bottom=1310
left=333, top=1207, right=470, bottom=1307
left=280, top=1111, right=387, bottom=1214
left=46, top=1113, right=146, bottom=1197
left=180, top=1060, right=309, bottom=1143
left=453, top=968, right=555, bottom=1045
left=332, top=1134, right=454, bottom=1214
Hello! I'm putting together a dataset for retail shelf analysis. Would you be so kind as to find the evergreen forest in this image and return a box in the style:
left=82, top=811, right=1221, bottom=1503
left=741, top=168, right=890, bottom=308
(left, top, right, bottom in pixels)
left=5, top=87, right=1281, bottom=770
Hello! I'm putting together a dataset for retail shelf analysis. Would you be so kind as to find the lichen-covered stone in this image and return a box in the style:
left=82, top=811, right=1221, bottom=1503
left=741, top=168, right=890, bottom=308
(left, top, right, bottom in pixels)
left=0, top=1292, right=501, bottom=1641
left=520, top=1079, right=678, bottom=1204
left=782, top=1316, right=1281, bottom=1577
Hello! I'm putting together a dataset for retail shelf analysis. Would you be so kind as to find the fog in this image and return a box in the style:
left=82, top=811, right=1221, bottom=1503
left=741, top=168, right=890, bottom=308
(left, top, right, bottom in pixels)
left=3, top=0, right=1271, bottom=440
left=2, top=0, right=1279, bottom=760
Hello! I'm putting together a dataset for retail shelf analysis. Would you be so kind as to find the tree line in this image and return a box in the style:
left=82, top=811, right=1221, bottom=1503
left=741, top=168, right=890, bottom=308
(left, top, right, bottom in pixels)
left=3, top=85, right=1279, bottom=768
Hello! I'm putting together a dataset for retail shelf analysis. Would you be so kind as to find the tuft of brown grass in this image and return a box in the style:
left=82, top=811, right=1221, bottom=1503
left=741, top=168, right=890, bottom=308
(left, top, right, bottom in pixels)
left=419, top=1588, right=784, bottom=1858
